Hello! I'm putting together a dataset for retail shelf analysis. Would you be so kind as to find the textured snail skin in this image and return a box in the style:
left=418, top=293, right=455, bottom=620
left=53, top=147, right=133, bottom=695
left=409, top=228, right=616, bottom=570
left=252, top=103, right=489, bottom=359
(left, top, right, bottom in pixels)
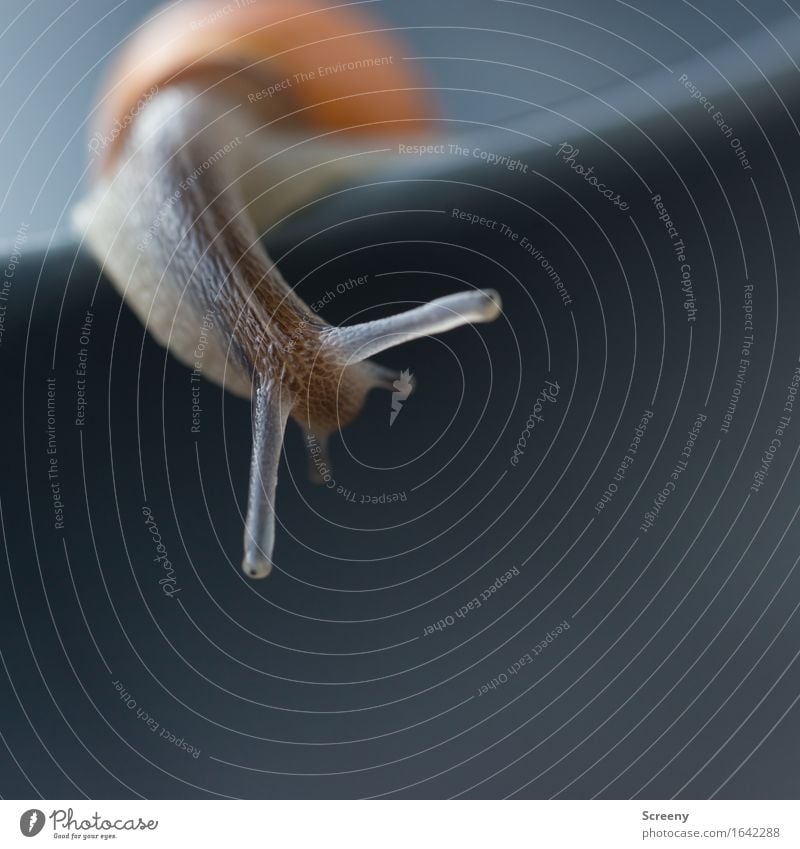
left=73, top=0, right=502, bottom=579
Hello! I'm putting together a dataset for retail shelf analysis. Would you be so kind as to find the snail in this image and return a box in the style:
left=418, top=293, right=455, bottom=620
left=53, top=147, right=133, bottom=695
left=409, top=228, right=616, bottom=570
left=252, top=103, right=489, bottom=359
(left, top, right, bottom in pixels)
left=73, top=0, right=502, bottom=579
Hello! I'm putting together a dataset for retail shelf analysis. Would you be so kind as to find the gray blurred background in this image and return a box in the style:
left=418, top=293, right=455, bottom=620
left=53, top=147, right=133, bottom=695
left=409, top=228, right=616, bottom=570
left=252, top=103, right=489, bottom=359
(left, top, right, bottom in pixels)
left=3, top=0, right=800, bottom=802
left=1, top=0, right=796, bottom=237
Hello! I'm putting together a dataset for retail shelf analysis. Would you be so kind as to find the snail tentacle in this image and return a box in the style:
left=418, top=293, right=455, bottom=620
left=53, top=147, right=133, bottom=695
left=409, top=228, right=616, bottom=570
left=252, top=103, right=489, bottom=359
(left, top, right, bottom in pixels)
left=323, top=289, right=503, bottom=364
left=243, top=374, right=293, bottom=578
left=302, top=428, right=332, bottom=485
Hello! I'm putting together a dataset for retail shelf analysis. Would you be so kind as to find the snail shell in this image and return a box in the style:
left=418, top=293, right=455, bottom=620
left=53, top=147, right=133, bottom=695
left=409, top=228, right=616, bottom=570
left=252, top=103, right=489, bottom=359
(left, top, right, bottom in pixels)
left=73, top=0, right=502, bottom=578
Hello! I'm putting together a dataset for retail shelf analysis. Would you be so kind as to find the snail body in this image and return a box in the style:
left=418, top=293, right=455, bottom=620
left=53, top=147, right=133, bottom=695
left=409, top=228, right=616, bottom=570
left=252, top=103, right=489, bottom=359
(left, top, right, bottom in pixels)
left=74, top=0, right=502, bottom=578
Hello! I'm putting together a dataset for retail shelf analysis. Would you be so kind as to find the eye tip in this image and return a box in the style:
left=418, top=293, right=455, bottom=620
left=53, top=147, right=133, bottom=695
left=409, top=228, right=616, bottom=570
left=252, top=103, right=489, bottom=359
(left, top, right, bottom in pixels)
left=477, top=288, right=503, bottom=320
left=242, top=556, right=273, bottom=579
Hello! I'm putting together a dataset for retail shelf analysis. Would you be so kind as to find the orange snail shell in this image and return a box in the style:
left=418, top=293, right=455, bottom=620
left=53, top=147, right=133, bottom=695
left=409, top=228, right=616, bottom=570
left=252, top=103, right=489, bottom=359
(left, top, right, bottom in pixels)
left=93, top=0, right=436, bottom=174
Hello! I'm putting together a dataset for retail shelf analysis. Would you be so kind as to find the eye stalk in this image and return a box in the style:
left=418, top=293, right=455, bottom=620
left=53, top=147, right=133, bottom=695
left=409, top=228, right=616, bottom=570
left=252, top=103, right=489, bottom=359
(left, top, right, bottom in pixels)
left=240, top=290, right=503, bottom=578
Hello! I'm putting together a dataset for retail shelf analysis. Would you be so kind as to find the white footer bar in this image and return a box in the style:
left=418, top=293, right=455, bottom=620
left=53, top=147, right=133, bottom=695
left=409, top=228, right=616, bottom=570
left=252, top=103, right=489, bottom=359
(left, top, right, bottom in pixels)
left=2, top=800, right=796, bottom=848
